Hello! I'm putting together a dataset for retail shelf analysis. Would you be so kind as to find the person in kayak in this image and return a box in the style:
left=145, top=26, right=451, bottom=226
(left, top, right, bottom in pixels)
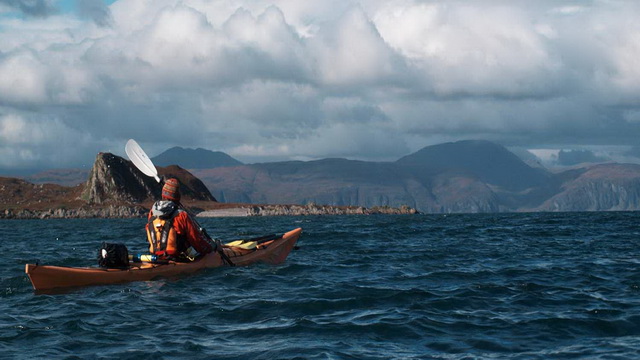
left=146, top=178, right=213, bottom=261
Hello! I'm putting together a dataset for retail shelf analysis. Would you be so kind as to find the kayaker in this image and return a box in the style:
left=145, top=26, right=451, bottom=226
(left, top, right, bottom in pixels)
left=146, top=178, right=213, bottom=261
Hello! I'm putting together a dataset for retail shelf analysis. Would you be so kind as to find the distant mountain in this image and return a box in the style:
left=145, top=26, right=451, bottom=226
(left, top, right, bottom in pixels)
left=536, top=163, right=640, bottom=211
left=396, top=140, right=550, bottom=191
left=191, top=141, right=523, bottom=212
left=192, top=140, right=640, bottom=213
left=507, top=148, right=547, bottom=170
left=4, top=141, right=640, bottom=215
left=192, top=159, right=421, bottom=208
left=151, top=147, right=243, bottom=169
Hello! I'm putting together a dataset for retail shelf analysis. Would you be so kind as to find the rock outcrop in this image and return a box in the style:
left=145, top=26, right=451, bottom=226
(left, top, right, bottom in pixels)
left=81, top=153, right=157, bottom=204
left=81, top=152, right=217, bottom=204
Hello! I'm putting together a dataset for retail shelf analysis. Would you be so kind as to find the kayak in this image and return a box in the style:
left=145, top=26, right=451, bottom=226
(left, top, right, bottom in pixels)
left=25, top=227, right=302, bottom=291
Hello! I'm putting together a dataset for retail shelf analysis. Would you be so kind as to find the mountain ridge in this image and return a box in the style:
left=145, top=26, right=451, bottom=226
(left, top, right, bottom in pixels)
left=151, top=147, right=243, bottom=169
left=4, top=140, right=640, bottom=214
left=0, top=152, right=415, bottom=218
left=192, top=140, right=640, bottom=213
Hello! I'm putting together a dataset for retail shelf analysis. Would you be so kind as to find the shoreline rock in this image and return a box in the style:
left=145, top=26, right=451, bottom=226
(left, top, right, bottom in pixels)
left=198, top=204, right=418, bottom=217
left=1, top=202, right=418, bottom=220
left=1, top=205, right=148, bottom=219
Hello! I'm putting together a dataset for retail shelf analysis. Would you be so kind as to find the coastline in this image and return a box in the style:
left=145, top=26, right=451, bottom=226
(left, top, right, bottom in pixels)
left=198, top=204, right=419, bottom=217
left=0, top=203, right=418, bottom=219
left=0, top=205, right=149, bottom=219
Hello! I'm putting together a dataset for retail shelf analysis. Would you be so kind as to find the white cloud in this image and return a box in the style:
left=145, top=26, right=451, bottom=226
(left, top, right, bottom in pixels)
left=310, top=6, right=406, bottom=87
left=0, top=50, right=48, bottom=103
left=138, top=5, right=214, bottom=68
left=607, top=25, right=640, bottom=97
left=1, top=0, right=640, bottom=172
left=373, top=2, right=562, bottom=96
left=551, top=5, right=586, bottom=16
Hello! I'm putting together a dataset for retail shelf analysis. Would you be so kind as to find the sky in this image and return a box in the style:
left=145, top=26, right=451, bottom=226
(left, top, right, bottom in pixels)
left=1, top=0, right=640, bottom=172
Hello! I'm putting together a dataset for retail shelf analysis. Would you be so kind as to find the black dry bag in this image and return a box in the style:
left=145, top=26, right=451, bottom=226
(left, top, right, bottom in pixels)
left=98, top=242, right=130, bottom=269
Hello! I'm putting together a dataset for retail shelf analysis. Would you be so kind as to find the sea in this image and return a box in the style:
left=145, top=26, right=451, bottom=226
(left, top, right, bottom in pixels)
left=1, top=212, right=640, bottom=359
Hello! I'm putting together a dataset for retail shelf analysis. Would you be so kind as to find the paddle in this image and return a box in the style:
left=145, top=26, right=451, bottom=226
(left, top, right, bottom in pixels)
left=124, top=139, right=235, bottom=266
left=125, top=139, right=161, bottom=183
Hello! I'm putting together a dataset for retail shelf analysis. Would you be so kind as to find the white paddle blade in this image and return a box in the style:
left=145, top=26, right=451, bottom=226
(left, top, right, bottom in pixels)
left=125, top=139, right=161, bottom=183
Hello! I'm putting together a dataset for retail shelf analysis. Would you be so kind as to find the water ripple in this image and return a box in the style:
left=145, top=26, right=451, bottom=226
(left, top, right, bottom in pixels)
left=1, top=213, right=640, bottom=358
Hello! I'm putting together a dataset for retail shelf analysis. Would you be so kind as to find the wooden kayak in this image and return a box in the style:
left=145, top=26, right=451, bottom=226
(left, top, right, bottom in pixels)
left=25, top=228, right=302, bottom=291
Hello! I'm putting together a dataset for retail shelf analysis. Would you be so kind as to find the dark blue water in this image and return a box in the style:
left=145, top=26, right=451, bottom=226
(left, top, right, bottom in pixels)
left=1, top=212, right=640, bottom=359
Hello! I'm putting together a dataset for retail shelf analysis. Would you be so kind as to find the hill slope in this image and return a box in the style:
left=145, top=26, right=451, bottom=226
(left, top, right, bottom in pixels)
left=24, top=169, right=90, bottom=186
left=536, top=164, right=640, bottom=211
left=397, top=140, right=550, bottom=191
left=193, top=141, right=640, bottom=213
left=4, top=141, right=640, bottom=215
left=152, top=147, right=243, bottom=169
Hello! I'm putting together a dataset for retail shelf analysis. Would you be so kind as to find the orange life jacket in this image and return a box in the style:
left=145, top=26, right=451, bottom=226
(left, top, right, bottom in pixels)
left=146, top=213, right=180, bottom=257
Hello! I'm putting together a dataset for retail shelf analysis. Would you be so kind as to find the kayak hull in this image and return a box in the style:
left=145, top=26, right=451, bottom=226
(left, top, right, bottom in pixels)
left=25, top=227, right=301, bottom=291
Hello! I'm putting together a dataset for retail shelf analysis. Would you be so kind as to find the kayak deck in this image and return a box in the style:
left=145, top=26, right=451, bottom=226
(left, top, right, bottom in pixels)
left=25, top=227, right=301, bottom=291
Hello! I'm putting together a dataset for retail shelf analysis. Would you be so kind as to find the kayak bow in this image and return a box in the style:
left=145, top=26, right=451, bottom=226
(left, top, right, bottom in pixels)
left=25, top=227, right=301, bottom=291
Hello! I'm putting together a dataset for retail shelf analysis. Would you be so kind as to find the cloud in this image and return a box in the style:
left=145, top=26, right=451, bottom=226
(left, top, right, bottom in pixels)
left=309, top=6, right=409, bottom=88
left=0, top=0, right=57, bottom=17
left=0, top=50, right=49, bottom=104
left=77, top=0, right=113, bottom=27
left=372, top=2, right=563, bottom=97
left=0, top=112, right=95, bottom=169
left=557, top=149, right=607, bottom=166
left=1, top=0, right=640, bottom=172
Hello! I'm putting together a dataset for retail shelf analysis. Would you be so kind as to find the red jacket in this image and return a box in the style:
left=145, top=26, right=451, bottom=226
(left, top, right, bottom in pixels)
left=147, top=201, right=213, bottom=256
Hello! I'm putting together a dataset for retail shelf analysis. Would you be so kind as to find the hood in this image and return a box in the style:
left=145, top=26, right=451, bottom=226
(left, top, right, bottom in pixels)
left=152, top=200, right=178, bottom=218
